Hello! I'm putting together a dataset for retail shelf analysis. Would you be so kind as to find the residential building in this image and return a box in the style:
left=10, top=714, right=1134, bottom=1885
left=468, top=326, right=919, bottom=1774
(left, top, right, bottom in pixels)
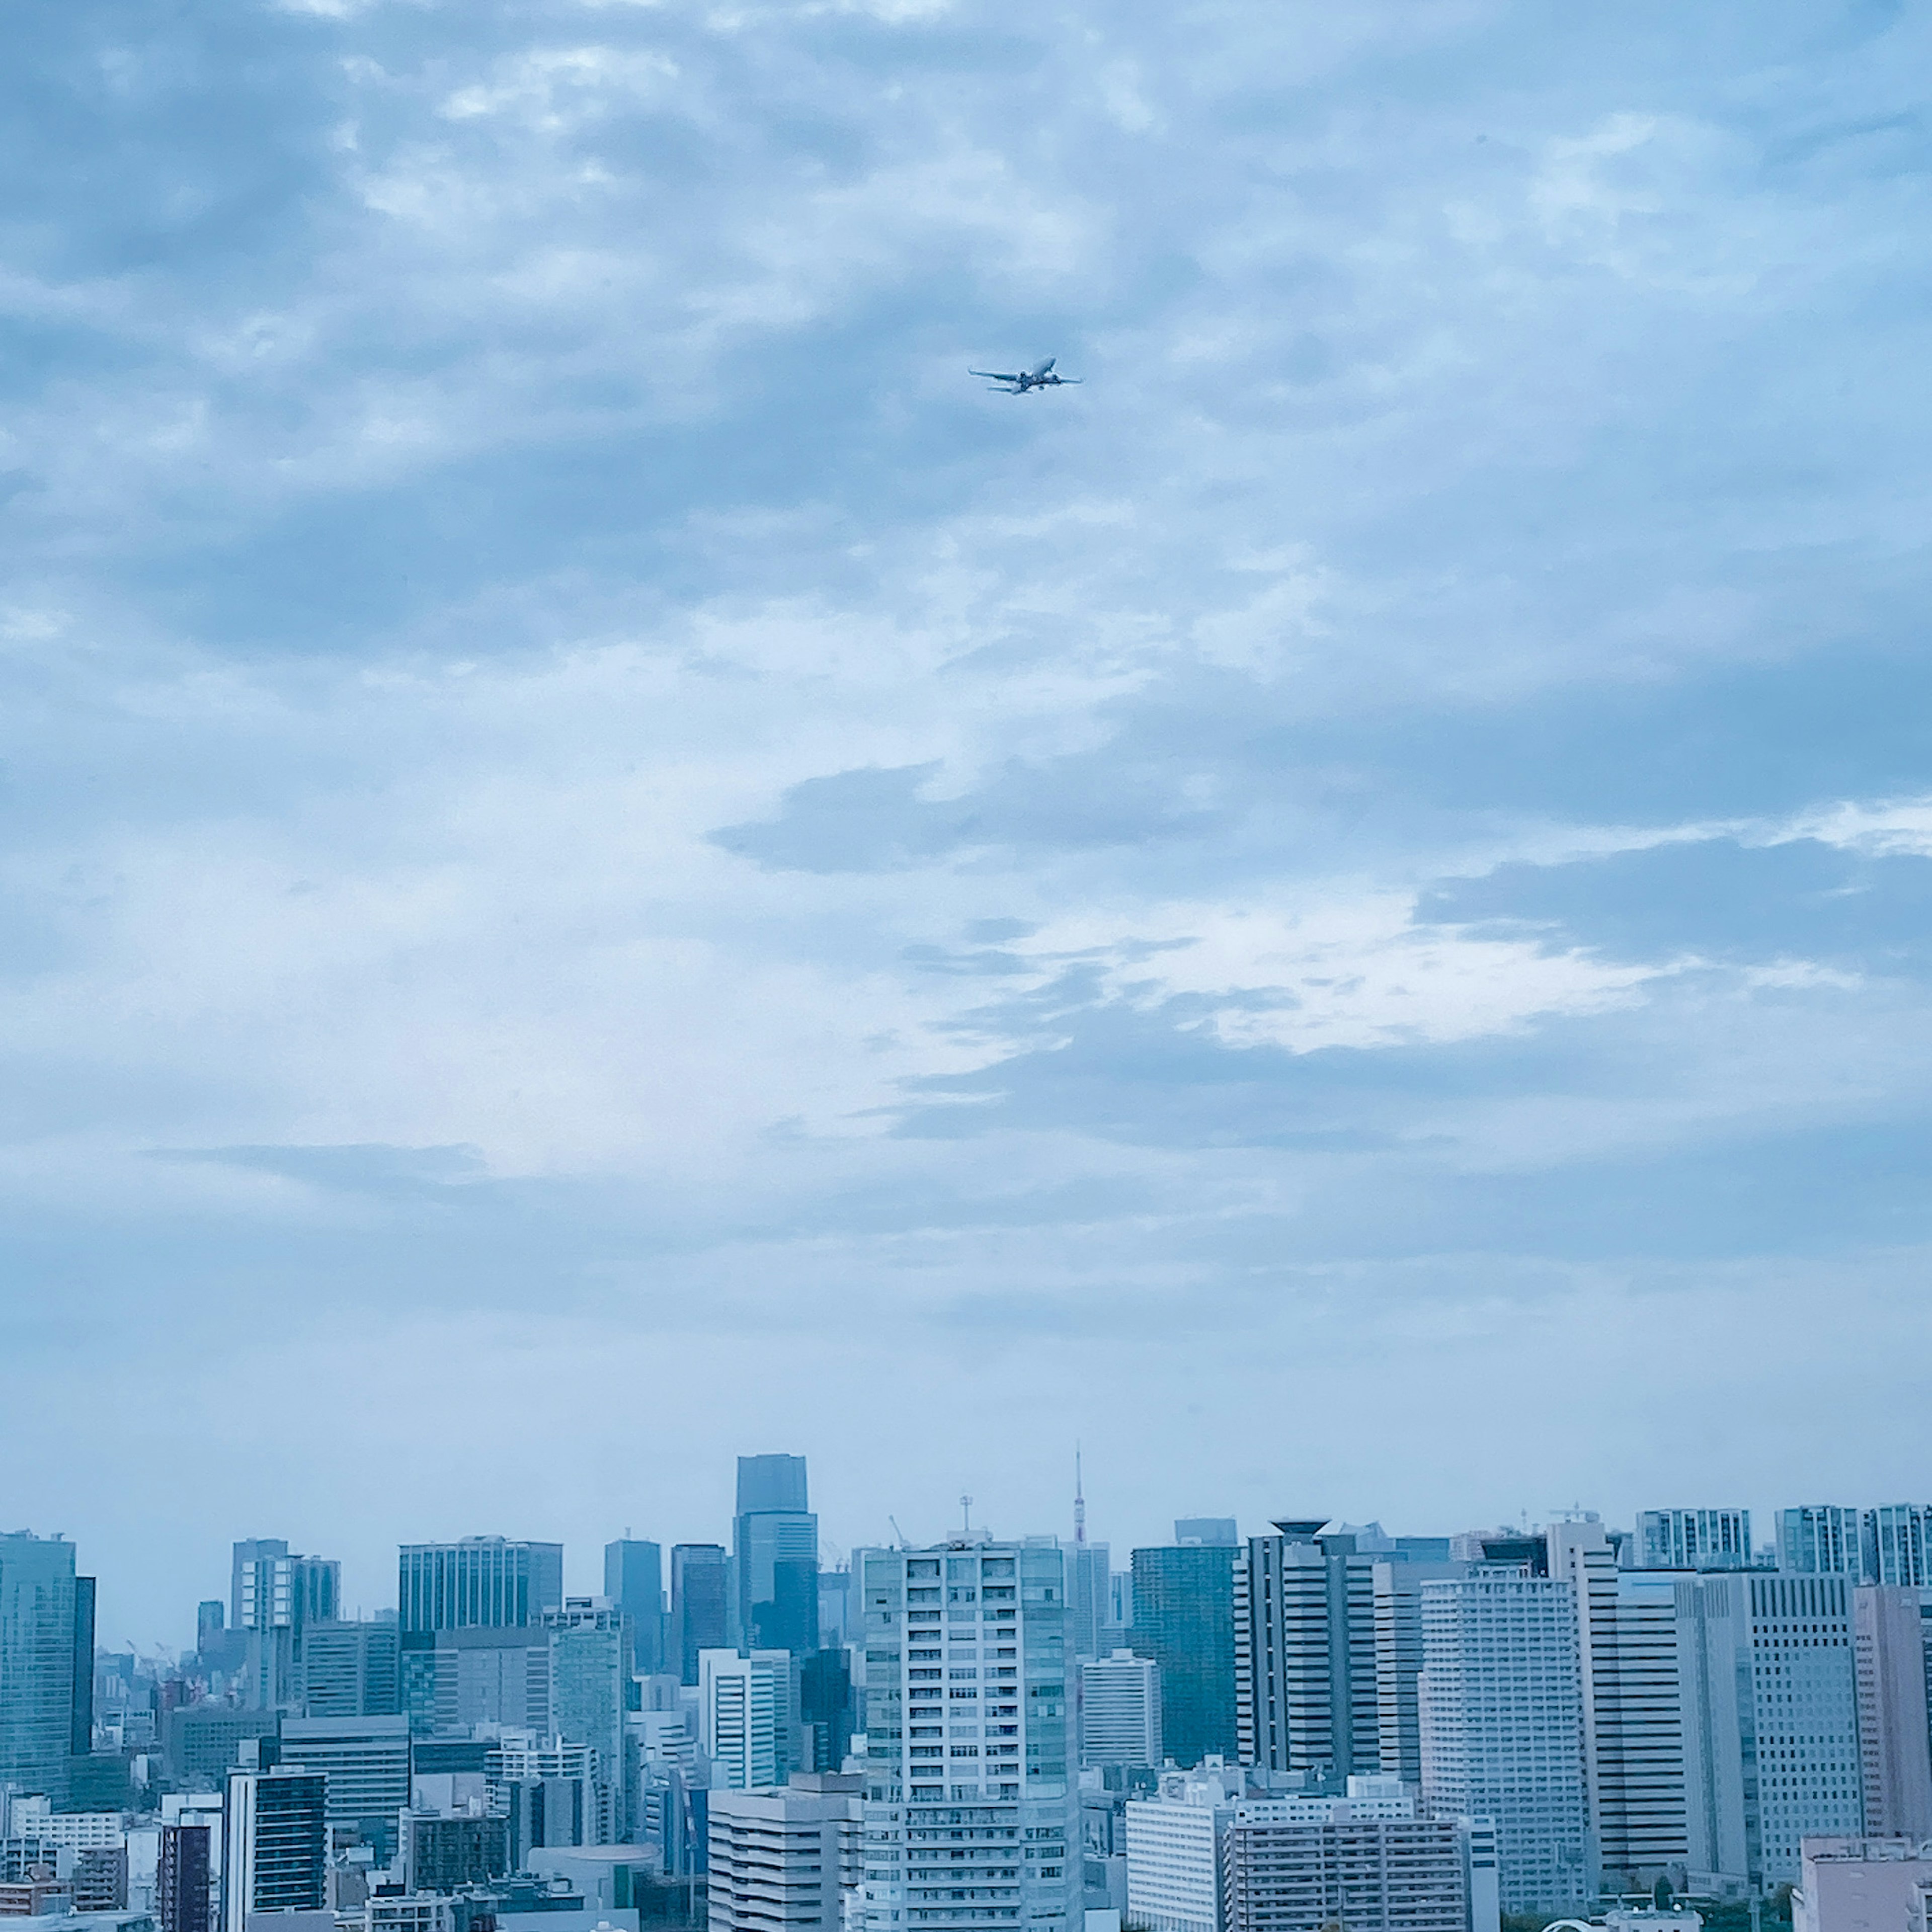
left=396, top=1811, right=510, bottom=1894
left=733, top=1458, right=819, bottom=1659
left=1418, top=1574, right=1587, bottom=1914
left=1122, top=1765, right=1243, bottom=1932
left=1855, top=1586, right=1932, bottom=1838
left=278, top=1716, right=411, bottom=1863
left=1869, top=1508, right=1932, bottom=1588
left=299, top=1621, right=400, bottom=1718
left=701, top=1651, right=790, bottom=1793
left=397, top=1540, right=565, bottom=1635
left=854, top=1537, right=1076, bottom=1932
left=1636, top=1512, right=1752, bottom=1573
left=671, top=1549, right=729, bottom=1689
left=1132, top=1545, right=1238, bottom=1768
left=1079, top=1653, right=1161, bottom=1770
left=157, top=1825, right=211, bottom=1932
left=219, top=1768, right=325, bottom=1932
left=706, top=1773, right=862, bottom=1932
left=604, top=1543, right=665, bottom=1678
left=0, top=1532, right=95, bottom=1808
left=236, top=1549, right=339, bottom=1714
left=1779, top=1511, right=1871, bottom=1583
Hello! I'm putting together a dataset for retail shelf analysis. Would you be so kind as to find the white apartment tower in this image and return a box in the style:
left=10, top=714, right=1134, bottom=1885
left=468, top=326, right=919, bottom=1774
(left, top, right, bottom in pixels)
left=702, top=1650, right=792, bottom=1793
left=1418, top=1574, right=1587, bottom=1914
left=855, top=1537, right=1076, bottom=1932
left=1079, top=1652, right=1161, bottom=1770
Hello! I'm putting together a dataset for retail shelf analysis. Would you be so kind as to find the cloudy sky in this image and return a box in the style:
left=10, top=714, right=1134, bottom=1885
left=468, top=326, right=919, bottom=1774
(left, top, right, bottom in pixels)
left=8, top=0, right=1932, bottom=1646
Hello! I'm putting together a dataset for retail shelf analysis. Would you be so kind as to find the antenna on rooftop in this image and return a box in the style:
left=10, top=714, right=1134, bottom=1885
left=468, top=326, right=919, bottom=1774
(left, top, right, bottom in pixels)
left=1075, top=1446, right=1086, bottom=1549
left=961, top=1494, right=974, bottom=1535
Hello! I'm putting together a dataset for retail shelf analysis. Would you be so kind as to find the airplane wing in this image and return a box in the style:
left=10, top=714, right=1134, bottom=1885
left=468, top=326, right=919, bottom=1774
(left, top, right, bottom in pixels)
left=969, top=369, right=1023, bottom=382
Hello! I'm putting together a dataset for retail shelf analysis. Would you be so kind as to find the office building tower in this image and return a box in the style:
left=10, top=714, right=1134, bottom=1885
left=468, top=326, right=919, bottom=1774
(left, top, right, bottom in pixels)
left=398, top=1538, right=565, bottom=1634
left=818, top=1570, right=853, bottom=1650
left=158, top=1823, right=212, bottom=1932
left=220, top=1767, right=326, bottom=1932
left=163, top=1707, right=282, bottom=1789
left=734, top=1457, right=819, bottom=1659
left=1222, top=1782, right=1481, bottom=1932
left=702, top=1650, right=791, bottom=1792
left=300, top=1620, right=400, bottom=1717
left=1547, top=1517, right=1697, bottom=1893
left=278, top=1715, right=412, bottom=1863
left=706, top=1773, right=862, bottom=1932
left=673, top=1547, right=730, bottom=1687
left=0, top=1531, right=94, bottom=1808
left=1636, top=1510, right=1752, bottom=1572
left=1079, top=1652, right=1161, bottom=1769
left=1868, top=1506, right=1932, bottom=1587
left=1418, top=1574, right=1587, bottom=1914
left=1856, top=1584, right=1932, bottom=1838
left=798, top=1648, right=855, bottom=1776
left=237, top=1549, right=339, bottom=1713
left=1132, top=1544, right=1239, bottom=1767
left=604, top=1542, right=665, bottom=1676
left=1174, top=1520, right=1238, bottom=1547
left=1071, top=1545, right=1111, bottom=1663
left=547, top=1599, right=631, bottom=1826
left=854, top=1537, right=1076, bottom=1932
left=1675, top=1573, right=1862, bottom=1889
left=1779, top=1508, right=1871, bottom=1581
left=400, top=1624, right=551, bottom=1738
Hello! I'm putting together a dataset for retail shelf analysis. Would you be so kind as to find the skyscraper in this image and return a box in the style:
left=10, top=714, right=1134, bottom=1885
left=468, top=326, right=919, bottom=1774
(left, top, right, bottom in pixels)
left=734, top=1456, right=819, bottom=1658
left=1636, top=1509, right=1752, bottom=1571
left=547, top=1598, right=632, bottom=1824
left=854, top=1536, right=1075, bottom=1932
left=299, top=1620, right=400, bottom=1717
left=220, top=1767, right=326, bottom=1932
left=604, top=1541, right=665, bottom=1676
left=0, top=1531, right=93, bottom=1808
left=1868, top=1506, right=1932, bottom=1586
left=1418, top=1573, right=1587, bottom=1914
left=672, top=1547, right=730, bottom=1687
left=1855, top=1584, right=1932, bottom=1838
left=398, top=1538, right=565, bottom=1633
left=1778, top=1507, right=1870, bottom=1580
left=798, top=1648, right=855, bottom=1775
left=1131, top=1544, right=1238, bottom=1767
left=236, top=1548, right=339, bottom=1713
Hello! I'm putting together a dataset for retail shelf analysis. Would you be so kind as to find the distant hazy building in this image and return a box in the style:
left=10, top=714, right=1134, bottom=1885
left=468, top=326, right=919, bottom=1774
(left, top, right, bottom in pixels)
left=1132, top=1545, right=1239, bottom=1767
left=706, top=1773, right=861, bottom=1932
left=701, top=1651, right=791, bottom=1793
left=797, top=1648, right=854, bottom=1776
left=547, top=1600, right=631, bottom=1829
left=300, top=1621, right=399, bottom=1718
left=603, top=1543, right=664, bottom=1677
left=1869, top=1507, right=1932, bottom=1587
left=1071, top=1544, right=1112, bottom=1662
left=1174, top=1520, right=1238, bottom=1548
left=671, top=1548, right=729, bottom=1688
left=1419, top=1573, right=1587, bottom=1914
left=278, top=1716, right=411, bottom=1863
left=1856, top=1585, right=1932, bottom=1838
left=1080, top=1652, right=1161, bottom=1769
left=733, top=1458, right=819, bottom=1658
left=853, top=1537, right=1075, bottom=1932
left=0, top=1532, right=94, bottom=1808
left=219, top=1768, right=325, bottom=1932
left=818, top=1571, right=852, bottom=1650
left=397, top=1810, right=510, bottom=1894
left=1636, top=1510, right=1752, bottom=1572
left=1779, top=1508, right=1870, bottom=1581
left=398, top=1539, right=564, bottom=1635
left=236, top=1548, right=339, bottom=1713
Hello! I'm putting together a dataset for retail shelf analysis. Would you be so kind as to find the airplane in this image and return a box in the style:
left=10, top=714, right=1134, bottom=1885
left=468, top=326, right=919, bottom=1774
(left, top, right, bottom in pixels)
left=969, top=357, right=1082, bottom=394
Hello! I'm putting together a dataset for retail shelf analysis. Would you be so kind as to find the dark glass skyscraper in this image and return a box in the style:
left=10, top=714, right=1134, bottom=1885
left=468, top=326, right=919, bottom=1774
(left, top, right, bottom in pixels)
left=1130, top=1543, right=1239, bottom=1766
left=0, top=1531, right=94, bottom=1806
left=603, top=1539, right=665, bottom=1675
left=671, top=1545, right=728, bottom=1685
left=733, top=1455, right=818, bottom=1657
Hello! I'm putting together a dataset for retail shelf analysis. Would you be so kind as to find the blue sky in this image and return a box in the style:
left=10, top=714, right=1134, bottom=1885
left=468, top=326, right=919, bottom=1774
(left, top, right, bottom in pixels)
left=7, top=0, right=1932, bottom=1645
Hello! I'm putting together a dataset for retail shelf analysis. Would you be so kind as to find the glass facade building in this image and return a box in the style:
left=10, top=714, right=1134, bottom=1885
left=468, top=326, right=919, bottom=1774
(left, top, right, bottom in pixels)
left=398, top=1538, right=565, bottom=1634
left=672, top=1545, right=730, bottom=1686
left=0, top=1531, right=92, bottom=1808
left=734, top=1457, right=819, bottom=1658
left=1130, top=1545, right=1239, bottom=1768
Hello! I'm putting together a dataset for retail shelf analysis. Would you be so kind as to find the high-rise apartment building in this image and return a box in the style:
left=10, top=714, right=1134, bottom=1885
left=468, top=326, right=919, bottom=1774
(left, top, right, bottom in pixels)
left=157, top=1822, right=212, bottom=1932
left=707, top=1772, right=862, bottom=1932
left=702, top=1649, right=792, bottom=1792
left=1636, top=1510, right=1752, bottom=1572
left=300, top=1620, right=400, bottom=1717
left=236, top=1548, right=339, bottom=1713
left=734, top=1457, right=819, bottom=1658
left=398, top=1538, right=565, bottom=1634
left=854, top=1537, right=1075, bottom=1932
left=673, top=1547, right=730, bottom=1687
left=1855, top=1584, right=1932, bottom=1838
left=1079, top=1651, right=1161, bottom=1769
left=1675, top=1572, right=1863, bottom=1889
left=278, top=1715, right=412, bottom=1863
left=0, top=1531, right=94, bottom=1808
left=1132, top=1544, right=1238, bottom=1768
left=1869, top=1507, right=1932, bottom=1587
left=604, top=1541, right=665, bottom=1677
left=1778, top=1508, right=1870, bottom=1581
left=1418, top=1574, right=1587, bottom=1914
left=220, top=1767, right=326, bottom=1932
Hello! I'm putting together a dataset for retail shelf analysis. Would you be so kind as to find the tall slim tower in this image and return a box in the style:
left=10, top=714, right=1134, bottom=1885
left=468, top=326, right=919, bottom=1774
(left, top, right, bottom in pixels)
left=733, top=1456, right=819, bottom=1657
left=0, top=1531, right=93, bottom=1807
left=220, top=1768, right=326, bottom=1932
left=855, top=1535, right=1075, bottom=1932
left=604, top=1540, right=665, bottom=1676
left=672, top=1546, right=730, bottom=1686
